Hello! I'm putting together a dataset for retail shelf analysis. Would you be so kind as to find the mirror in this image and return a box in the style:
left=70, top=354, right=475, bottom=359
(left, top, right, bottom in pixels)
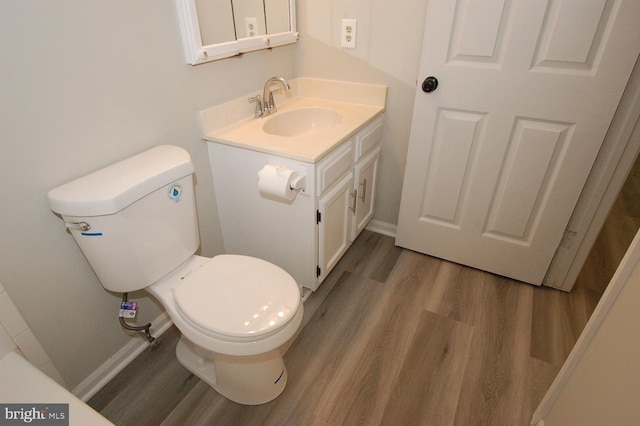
left=177, top=0, right=298, bottom=65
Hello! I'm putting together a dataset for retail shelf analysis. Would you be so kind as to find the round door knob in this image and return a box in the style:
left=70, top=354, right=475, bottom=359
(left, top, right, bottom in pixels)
left=422, top=76, right=439, bottom=93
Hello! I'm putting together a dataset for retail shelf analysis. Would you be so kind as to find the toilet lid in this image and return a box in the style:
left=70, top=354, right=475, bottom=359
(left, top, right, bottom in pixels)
left=174, top=255, right=300, bottom=339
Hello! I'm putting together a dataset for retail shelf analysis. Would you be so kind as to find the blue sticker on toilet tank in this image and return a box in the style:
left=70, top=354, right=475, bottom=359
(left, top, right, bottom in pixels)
left=168, top=183, right=183, bottom=202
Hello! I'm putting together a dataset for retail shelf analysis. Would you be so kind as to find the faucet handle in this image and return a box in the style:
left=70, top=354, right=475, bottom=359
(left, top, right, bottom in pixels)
left=248, top=95, right=263, bottom=118
left=267, top=91, right=277, bottom=112
left=266, top=86, right=285, bottom=113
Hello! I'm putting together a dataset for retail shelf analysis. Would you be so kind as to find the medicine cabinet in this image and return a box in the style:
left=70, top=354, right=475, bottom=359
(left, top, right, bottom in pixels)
left=176, top=0, right=298, bottom=65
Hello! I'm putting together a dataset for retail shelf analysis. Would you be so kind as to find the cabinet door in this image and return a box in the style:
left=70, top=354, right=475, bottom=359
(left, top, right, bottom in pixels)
left=317, top=172, right=354, bottom=283
left=352, top=147, right=380, bottom=240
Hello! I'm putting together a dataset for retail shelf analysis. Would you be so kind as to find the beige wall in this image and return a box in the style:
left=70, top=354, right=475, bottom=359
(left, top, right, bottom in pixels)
left=1, top=0, right=430, bottom=391
left=295, top=0, right=429, bottom=225
left=0, top=0, right=294, bottom=389
left=539, top=230, right=640, bottom=425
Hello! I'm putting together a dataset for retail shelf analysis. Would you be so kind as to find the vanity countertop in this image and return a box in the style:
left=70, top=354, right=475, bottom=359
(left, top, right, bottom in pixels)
left=203, top=97, right=383, bottom=163
left=199, top=78, right=387, bottom=163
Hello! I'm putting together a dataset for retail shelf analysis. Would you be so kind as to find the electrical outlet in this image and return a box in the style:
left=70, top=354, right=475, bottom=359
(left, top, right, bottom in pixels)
left=341, top=19, right=357, bottom=48
left=245, top=17, right=258, bottom=38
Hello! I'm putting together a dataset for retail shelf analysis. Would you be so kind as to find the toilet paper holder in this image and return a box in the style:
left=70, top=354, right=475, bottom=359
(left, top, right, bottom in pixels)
left=257, top=164, right=307, bottom=202
left=289, top=173, right=306, bottom=192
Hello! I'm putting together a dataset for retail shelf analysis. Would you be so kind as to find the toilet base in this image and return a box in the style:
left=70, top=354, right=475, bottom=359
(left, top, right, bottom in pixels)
left=175, top=336, right=288, bottom=405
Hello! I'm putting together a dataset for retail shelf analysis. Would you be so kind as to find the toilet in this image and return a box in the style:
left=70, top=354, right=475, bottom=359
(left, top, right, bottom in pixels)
left=47, top=145, right=303, bottom=405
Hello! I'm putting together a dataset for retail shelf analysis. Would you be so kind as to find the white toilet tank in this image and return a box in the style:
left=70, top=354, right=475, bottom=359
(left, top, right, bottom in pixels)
left=48, top=145, right=200, bottom=293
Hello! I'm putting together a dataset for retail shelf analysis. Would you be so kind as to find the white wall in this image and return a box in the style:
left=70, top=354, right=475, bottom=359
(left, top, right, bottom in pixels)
left=534, top=229, right=640, bottom=425
left=0, top=0, right=294, bottom=390
left=295, top=0, right=430, bottom=225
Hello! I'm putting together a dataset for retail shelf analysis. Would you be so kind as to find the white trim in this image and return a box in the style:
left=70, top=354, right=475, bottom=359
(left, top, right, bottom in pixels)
left=544, top=55, right=640, bottom=291
left=365, top=219, right=397, bottom=238
left=174, top=0, right=202, bottom=64
left=72, top=313, right=173, bottom=402
left=531, top=230, right=640, bottom=424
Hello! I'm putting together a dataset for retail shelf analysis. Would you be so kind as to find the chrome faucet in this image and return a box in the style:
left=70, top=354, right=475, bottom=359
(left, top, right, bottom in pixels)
left=263, top=76, right=290, bottom=115
left=249, top=76, right=291, bottom=118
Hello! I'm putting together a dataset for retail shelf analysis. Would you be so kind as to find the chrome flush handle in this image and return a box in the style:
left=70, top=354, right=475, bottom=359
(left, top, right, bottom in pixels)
left=64, top=222, right=91, bottom=231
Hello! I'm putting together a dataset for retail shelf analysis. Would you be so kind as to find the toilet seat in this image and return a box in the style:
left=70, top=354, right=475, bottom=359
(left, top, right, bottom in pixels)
left=174, top=255, right=300, bottom=342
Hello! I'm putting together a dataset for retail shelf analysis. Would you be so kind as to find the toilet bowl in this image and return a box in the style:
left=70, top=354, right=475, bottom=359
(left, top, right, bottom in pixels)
left=47, top=145, right=303, bottom=405
left=147, top=254, right=304, bottom=404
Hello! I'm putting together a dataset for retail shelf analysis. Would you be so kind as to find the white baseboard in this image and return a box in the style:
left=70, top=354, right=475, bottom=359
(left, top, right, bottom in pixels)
left=72, top=312, right=173, bottom=402
left=365, top=219, right=397, bottom=238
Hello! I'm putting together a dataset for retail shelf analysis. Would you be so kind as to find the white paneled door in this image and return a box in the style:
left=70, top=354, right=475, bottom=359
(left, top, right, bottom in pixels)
left=396, top=0, right=640, bottom=284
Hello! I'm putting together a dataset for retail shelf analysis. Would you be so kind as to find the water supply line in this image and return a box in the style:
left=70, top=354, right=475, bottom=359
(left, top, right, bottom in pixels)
left=119, top=293, right=156, bottom=344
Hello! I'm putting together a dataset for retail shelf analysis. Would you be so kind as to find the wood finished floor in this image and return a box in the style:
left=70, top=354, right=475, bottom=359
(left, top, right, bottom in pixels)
left=89, top=158, right=640, bottom=425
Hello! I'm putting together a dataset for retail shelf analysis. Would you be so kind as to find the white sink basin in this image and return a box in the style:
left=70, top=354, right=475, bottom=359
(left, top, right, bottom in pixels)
left=263, top=107, right=342, bottom=137
left=202, top=88, right=386, bottom=162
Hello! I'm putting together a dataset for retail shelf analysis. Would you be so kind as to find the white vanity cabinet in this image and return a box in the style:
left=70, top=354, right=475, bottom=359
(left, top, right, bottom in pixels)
left=317, top=118, right=381, bottom=283
left=207, top=115, right=383, bottom=292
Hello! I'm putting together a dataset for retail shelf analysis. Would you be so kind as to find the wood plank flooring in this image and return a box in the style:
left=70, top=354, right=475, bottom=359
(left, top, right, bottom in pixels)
left=89, top=156, right=640, bottom=425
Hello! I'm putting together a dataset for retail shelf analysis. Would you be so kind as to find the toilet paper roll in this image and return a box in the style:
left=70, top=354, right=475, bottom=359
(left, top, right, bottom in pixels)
left=257, top=164, right=299, bottom=202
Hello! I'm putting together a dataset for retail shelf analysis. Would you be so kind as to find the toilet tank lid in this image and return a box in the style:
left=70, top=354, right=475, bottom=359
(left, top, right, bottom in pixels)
left=47, top=145, right=194, bottom=217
